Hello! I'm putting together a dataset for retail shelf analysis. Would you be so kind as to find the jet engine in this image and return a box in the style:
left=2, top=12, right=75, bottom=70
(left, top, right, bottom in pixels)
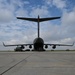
left=45, top=45, right=48, bottom=49
left=21, top=45, right=25, bottom=49
left=29, top=45, right=32, bottom=49
left=52, top=45, right=56, bottom=49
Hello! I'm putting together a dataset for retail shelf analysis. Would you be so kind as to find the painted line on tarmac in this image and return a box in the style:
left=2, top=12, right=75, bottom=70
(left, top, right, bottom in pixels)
left=0, top=53, right=33, bottom=75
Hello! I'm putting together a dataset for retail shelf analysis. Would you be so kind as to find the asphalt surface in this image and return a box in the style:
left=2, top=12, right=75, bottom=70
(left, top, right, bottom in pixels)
left=0, top=51, right=75, bottom=75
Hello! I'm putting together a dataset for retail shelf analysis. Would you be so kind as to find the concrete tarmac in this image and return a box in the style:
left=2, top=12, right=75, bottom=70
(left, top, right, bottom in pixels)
left=0, top=51, right=75, bottom=75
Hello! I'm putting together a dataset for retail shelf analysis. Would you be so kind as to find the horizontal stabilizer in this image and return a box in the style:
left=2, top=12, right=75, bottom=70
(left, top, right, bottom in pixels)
left=17, top=17, right=61, bottom=22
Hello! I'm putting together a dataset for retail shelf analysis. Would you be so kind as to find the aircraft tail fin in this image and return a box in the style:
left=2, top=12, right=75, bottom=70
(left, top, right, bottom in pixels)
left=17, top=16, right=61, bottom=38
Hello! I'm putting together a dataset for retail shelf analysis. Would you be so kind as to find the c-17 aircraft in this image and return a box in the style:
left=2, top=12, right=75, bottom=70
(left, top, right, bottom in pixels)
left=3, top=15, right=74, bottom=51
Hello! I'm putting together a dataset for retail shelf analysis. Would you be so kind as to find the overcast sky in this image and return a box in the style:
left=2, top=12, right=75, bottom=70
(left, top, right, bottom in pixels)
left=0, top=0, right=75, bottom=50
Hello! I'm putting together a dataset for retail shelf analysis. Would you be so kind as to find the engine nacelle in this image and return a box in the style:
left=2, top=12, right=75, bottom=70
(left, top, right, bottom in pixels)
left=29, top=45, right=32, bottom=49
left=21, top=45, right=25, bottom=49
left=45, top=45, right=48, bottom=49
left=52, top=45, right=56, bottom=49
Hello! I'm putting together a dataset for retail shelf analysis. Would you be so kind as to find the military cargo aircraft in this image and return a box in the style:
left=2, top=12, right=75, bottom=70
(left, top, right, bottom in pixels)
left=3, top=15, right=74, bottom=51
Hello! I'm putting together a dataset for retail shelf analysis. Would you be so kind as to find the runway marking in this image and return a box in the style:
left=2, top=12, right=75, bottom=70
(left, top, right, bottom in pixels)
left=0, top=53, right=33, bottom=75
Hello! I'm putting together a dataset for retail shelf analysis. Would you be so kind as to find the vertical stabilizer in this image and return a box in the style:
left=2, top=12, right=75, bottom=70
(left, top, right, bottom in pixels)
left=17, top=15, right=61, bottom=38
left=38, top=15, right=40, bottom=38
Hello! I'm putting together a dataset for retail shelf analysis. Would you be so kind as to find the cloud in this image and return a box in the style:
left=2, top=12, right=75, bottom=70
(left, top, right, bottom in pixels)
left=0, top=0, right=30, bottom=23
left=60, top=8, right=75, bottom=39
left=62, top=8, right=75, bottom=26
left=53, top=0, right=66, bottom=9
left=39, top=6, right=75, bottom=47
left=44, top=0, right=67, bottom=10
left=59, top=38, right=75, bottom=44
left=0, top=9, right=14, bottom=23
left=0, top=0, right=75, bottom=50
left=15, top=8, right=28, bottom=17
left=30, top=6, right=49, bottom=17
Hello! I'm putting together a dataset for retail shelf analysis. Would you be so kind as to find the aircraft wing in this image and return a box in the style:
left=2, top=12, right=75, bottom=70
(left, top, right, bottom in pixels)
left=17, top=17, right=61, bottom=22
left=3, top=42, right=33, bottom=47
left=44, top=43, right=74, bottom=46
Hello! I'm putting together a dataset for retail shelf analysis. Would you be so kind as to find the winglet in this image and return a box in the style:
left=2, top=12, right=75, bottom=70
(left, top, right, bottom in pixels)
left=72, top=42, right=74, bottom=46
left=69, top=42, right=74, bottom=46
left=3, top=42, right=6, bottom=47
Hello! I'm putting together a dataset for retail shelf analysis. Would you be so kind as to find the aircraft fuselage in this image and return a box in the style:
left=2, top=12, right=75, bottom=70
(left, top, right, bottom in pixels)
left=33, top=37, right=45, bottom=51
